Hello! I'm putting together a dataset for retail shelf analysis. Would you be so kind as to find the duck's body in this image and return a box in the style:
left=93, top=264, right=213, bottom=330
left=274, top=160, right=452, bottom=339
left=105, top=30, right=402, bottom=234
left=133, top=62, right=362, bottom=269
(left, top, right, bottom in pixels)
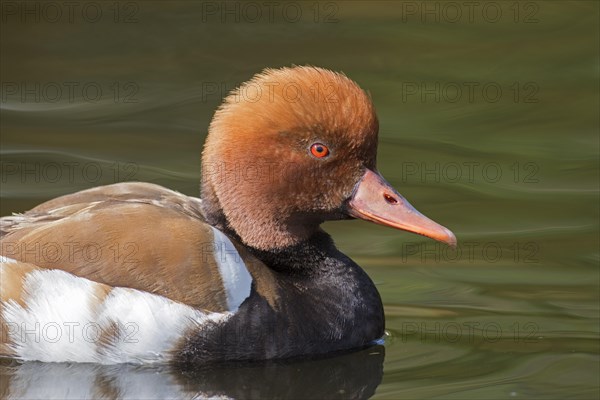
left=1, top=183, right=382, bottom=364
left=0, top=66, right=454, bottom=364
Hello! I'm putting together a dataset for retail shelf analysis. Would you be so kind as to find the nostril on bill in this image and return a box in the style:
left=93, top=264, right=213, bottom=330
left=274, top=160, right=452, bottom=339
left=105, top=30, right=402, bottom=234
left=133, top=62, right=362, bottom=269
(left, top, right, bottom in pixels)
left=383, top=193, right=398, bottom=205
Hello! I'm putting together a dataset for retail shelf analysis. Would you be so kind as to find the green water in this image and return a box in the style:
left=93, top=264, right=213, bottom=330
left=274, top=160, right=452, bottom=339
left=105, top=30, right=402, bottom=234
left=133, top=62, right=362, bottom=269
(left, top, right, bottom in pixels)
left=1, top=1, right=598, bottom=399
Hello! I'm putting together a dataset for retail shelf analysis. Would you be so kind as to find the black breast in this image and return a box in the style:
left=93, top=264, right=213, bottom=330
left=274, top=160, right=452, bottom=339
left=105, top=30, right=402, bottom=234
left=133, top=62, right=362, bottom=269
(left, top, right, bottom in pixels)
left=176, top=231, right=384, bottom=364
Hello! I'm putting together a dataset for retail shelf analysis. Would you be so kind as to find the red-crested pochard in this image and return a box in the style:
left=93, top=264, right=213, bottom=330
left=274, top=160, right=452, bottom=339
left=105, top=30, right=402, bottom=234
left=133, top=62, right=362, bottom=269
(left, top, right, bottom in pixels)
left=0, top=66, right=455, bottom=364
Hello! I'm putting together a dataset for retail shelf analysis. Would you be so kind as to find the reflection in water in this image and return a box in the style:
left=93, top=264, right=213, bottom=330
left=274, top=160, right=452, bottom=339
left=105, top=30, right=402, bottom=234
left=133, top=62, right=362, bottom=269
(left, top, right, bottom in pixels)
left=0, top=345, right=384, bottom=399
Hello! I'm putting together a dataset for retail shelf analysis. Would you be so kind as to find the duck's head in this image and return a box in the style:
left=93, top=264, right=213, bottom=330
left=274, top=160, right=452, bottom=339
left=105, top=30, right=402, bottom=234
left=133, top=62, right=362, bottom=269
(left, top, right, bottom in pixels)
left=201, top=66, right=456, bottom=251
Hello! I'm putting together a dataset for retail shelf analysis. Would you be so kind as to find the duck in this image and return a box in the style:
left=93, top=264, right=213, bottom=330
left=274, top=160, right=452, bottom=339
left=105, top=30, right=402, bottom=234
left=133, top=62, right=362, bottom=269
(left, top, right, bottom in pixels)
left=0, top=66, right=455, bottom=365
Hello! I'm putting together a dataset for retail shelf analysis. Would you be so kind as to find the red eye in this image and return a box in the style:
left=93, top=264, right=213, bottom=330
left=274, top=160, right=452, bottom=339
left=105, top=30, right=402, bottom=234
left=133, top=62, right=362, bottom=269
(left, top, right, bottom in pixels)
left=310, top=143, right=330, bottom=158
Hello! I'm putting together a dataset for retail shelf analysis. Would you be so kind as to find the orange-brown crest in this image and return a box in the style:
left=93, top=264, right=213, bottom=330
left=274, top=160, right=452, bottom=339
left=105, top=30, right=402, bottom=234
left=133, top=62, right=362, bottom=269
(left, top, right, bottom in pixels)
left=201, top=66, right=379, bottom=250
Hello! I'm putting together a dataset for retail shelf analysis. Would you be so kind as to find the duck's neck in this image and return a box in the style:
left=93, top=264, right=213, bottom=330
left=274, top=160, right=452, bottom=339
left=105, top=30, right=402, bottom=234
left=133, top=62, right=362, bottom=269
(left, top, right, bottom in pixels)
left=201, top=180, right=322, bottom=251
left=246, top=230, right=347, bottom=274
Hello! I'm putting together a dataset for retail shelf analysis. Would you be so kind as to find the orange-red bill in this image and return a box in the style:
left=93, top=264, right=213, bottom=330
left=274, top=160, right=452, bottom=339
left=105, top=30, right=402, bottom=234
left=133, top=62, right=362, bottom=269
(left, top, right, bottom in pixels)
left=346, top=169, right=457, bottom=247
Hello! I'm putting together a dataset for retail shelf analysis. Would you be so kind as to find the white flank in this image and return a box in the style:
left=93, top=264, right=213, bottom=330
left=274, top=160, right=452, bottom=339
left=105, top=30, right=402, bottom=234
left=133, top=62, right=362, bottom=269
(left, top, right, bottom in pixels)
left=1, top=265, right=231, bottom=364
left=210, top=227, right=253, bottom=311
left=96, top=287, right=228, bottom=364
left=3, top=268, right=102, bottom=362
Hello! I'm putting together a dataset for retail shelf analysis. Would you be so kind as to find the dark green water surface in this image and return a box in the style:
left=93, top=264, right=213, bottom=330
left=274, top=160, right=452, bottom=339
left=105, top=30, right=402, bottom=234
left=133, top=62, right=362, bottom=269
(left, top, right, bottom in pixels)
left=1, top=1, right=598, bottom=399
